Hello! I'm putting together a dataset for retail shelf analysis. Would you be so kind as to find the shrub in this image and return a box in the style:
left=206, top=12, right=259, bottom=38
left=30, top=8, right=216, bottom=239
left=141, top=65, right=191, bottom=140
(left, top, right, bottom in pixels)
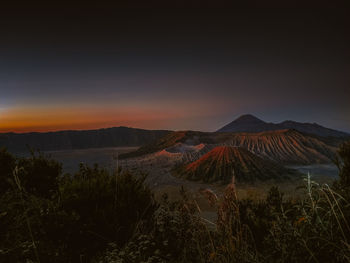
left=0, top=152, right=157, bottom=263
left=58, top=164, right=158, bottom=262
left=99, top=189, right=213, bottom=263
left=335, top=141, right=350, bottom=189
left=0, top=148, right=16, bottom=193
left=264, top=174, right=350, bottom=262
left=17, top=150, right=62, bottom=198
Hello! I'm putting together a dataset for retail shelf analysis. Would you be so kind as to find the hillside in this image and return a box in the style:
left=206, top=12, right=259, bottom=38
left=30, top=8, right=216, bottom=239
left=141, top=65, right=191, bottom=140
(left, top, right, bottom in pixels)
left=0, top=127, right=170, bottom=152
left=280, top=120, right=349, bottom=138
left=217, top=114, right=349, bottom=137
left=122, top=128, right=340, bottom=165
left=174, top=146, right=296, bottom=183
left=119, top=130, right=214, bottom=159
left=223, top=129, right=337, bottom=164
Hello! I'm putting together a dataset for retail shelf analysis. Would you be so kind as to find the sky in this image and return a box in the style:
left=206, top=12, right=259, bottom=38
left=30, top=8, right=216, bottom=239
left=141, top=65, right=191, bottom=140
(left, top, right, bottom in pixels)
left=1, top=2, right=349, bottom=133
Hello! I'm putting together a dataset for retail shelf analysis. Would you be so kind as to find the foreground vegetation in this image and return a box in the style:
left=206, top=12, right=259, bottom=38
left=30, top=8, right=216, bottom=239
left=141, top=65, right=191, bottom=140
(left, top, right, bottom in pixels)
left=1, top=142, right=350, bottom=262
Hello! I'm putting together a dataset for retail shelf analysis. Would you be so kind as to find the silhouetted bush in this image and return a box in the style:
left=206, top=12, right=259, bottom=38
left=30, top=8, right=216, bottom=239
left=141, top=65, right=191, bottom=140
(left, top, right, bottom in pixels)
left=335, top=141, right=350, bottom=188
left=99, top=189, right=212, bottom=263
left=0, top=152, right=157, bottom=263
left=59, top=164, right=157, bottom=261
left=17, top=151, right=62, bottom=198
left=0, top=148, right=16, bottom=193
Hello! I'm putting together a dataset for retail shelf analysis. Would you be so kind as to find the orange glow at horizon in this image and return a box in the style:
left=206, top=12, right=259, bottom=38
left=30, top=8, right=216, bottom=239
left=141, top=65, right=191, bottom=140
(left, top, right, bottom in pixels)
left=0, top=105, right=188, bottom=133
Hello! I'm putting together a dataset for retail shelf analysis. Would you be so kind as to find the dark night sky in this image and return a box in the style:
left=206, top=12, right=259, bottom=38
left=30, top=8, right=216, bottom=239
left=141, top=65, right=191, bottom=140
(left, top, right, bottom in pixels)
left=1, top=2, right=349, bottom=132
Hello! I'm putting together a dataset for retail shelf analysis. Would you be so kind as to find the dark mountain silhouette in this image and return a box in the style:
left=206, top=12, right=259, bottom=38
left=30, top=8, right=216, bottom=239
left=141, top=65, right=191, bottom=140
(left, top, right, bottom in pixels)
left=217, top=114, right=349, bottom=138
left=216, top=114, right=277, bottom=133
left=175, top=146, right=297, bottom=183
left=0, top=127, right=170, bottom=152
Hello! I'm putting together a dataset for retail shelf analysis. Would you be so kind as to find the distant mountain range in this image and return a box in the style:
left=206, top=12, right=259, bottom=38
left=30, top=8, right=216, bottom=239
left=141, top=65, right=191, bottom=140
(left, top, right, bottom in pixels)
left=0, top=127, right=170, bottom=152
left=174, top=146, right=297, bottom=183
left=217, top=114, right=349, bottom=138
left=1, top=114, right=348, bottom=161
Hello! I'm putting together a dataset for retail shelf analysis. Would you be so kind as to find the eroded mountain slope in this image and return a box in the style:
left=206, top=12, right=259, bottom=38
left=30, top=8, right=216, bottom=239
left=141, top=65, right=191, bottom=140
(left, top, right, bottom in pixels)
left=175, top=146, right=296, bottom=183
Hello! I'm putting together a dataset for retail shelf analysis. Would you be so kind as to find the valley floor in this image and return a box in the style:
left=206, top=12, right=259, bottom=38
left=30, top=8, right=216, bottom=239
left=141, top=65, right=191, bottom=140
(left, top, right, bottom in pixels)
left=42, top=147, right=339, bottom=224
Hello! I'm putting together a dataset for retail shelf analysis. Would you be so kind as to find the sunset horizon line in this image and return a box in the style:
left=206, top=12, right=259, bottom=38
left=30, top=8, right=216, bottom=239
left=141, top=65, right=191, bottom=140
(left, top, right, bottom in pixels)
left=2, top=113, right=350, bottom=134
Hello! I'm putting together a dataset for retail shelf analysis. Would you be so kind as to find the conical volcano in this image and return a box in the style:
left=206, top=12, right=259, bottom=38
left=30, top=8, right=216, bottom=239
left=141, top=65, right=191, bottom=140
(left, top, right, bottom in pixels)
left=217, top=114, right=276, bottom=133
left=176, top=146, right=295, bottom=183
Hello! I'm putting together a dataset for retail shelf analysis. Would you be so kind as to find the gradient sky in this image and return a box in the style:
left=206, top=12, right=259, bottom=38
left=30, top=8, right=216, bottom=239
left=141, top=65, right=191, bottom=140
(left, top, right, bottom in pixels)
left=1, top=3, right=349, bottom=133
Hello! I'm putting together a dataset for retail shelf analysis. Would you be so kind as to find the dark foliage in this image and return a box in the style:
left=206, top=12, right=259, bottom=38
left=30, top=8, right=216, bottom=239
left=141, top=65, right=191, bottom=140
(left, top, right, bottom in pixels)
left=59, top=164, right=157, bottom=261
left=335, top=140, right=350, bottom=188
left=1, top=143, right=350, bottom=262
left=17, top=150, right=62, bottom=198
left=0, top=149, right=157, bottom=263
left=0, top=148, right=16, bottom=192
